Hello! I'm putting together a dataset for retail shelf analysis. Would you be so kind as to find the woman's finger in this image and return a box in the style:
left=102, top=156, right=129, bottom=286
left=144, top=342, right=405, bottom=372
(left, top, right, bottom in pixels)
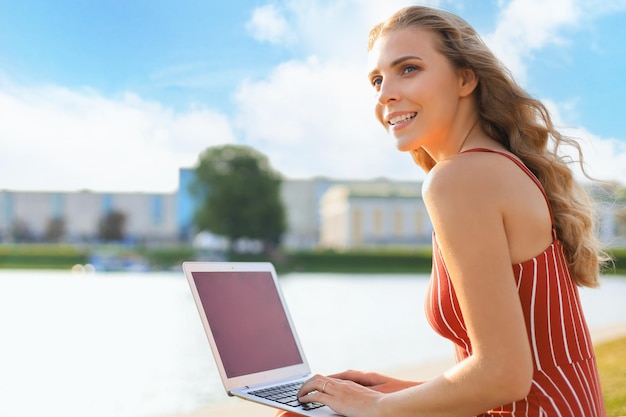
left=297, top=375, right=332, bottom=398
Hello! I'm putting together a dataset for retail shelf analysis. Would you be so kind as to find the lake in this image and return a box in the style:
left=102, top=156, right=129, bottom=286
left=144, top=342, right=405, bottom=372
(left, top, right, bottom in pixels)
left=0, top=270, right=625, bottom=417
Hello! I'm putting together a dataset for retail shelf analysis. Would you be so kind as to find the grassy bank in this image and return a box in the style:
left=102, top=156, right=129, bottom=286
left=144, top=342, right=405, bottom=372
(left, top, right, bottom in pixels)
left=232, top=247, right=434, bottom=274
left=1, top=244, right=626, bottom=275
left=597, top=336, right=626, bottom=415
left=0, top=244, right=433, bottom=273
left=0, top=244, right=89, bottom=269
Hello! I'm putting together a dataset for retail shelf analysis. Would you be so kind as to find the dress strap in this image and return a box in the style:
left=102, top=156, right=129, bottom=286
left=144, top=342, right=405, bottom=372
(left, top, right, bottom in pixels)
left=461, top=148, right=558, bottom=241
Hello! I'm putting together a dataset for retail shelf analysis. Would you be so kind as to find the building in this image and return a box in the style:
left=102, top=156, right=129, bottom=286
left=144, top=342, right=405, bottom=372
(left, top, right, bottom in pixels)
left=1, top=171, right=624, bottom=249
left=0, top=190, right=177, bottom=244
left=319, top=182, right=430, bottom=250
left=175, top=170, right=428, bottom=250
left=586, top=182, right=626, bottom=247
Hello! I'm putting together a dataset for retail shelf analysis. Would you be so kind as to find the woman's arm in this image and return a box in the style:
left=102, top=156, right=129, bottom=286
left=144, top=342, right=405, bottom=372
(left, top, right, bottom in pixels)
left=298, top=154, right=535, bottom=417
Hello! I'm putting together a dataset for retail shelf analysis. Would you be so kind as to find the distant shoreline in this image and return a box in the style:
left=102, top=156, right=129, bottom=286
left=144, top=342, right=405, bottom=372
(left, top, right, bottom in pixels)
left=2, top=243, right=626, bottom=275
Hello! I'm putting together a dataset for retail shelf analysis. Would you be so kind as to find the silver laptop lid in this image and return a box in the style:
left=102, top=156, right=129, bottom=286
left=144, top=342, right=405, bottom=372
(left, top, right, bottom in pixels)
left=183, top=261, right=311, bottom=393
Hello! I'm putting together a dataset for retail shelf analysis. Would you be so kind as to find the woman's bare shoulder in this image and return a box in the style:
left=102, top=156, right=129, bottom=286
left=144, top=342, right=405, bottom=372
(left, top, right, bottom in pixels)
left=423, top=151, right=513, bottom=204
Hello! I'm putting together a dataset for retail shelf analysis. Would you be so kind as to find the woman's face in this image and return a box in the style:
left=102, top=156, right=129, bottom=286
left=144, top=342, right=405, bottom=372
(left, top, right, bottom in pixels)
left=368, top=28, right=467, bottom=156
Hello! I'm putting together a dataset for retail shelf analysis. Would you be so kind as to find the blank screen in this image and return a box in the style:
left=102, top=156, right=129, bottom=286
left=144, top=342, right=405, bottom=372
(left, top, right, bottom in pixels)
left=193, top=270, right=303, bottom=378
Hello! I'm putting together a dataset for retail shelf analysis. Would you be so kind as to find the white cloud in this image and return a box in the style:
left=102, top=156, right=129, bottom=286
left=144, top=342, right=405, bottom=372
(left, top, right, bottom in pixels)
left=234, top=0, right=626, bottom=186
left=245, top=4, right=296, bottom=45
left=232, top=0, right=448, bottom=181
left=0, top=83, right=235, bottom=192
left=270, top=0, right=437, bottom=62
left=484, top=0, right=579, bottom=82
left=233, top=56, right=420, bottom=180
left=2, top=0, right=625, bottom=194
left=575, top=133, right=626, bottom=185
left=470, top=0, right=626, bottom=185
left=486, top=0, right=626, bottom=82
left=543, top=99, right=626, bottom=185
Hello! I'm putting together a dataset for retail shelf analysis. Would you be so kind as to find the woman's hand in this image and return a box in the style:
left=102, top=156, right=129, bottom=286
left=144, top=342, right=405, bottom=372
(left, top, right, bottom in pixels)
left=296, top=371, right=419, bottom=417
left=297, top=374, right=384, bottom=417
left=328, top=370, right=420, bottom=393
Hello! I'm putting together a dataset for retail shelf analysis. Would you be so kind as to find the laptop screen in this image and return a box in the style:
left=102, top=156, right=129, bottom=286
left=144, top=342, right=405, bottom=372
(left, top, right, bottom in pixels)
left=192, top=270, right=303, bottom=378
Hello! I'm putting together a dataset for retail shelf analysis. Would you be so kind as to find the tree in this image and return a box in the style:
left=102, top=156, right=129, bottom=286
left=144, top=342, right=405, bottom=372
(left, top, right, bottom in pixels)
left=45, top=217, right=66, bottom=242
left=11, top=219, right=34, bottom=243
left=98, top=210, right=126, bottom=241
left=190, top=145, right=286, bottom=253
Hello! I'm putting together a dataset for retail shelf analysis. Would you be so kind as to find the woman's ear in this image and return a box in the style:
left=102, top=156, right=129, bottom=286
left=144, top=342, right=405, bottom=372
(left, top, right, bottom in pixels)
left=458, top=67, right=478, bottom=98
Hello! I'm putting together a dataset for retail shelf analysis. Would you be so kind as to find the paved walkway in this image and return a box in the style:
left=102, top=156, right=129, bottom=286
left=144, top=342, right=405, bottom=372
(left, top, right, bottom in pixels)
left=172, top=322, right=626, bottom=417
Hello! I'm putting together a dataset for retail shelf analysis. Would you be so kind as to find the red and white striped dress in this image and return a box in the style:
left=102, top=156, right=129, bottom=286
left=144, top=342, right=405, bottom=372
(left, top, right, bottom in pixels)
left=426, top=149, right=606, bottom=416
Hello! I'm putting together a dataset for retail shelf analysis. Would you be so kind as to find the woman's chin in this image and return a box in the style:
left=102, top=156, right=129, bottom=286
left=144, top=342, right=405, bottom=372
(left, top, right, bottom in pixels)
left=395, top=141, right=417, bottom=153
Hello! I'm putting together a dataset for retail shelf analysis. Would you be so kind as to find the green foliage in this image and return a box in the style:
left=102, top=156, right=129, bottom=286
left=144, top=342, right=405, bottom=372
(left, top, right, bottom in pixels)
left=138, top=246, right=195, bottom=269
left=605, top=248, right=626, bottom=275
left=229, top=247, right=433, bottom=274
left=0, top=244, right=88, bottom=269
left=284, top=249, right=432, bottom=273
left=2, top=243, right=626, bottom=277
left=45, top=217, right=66, bottom=242
left=98, top=210, right=126, bottom=241
left=0, top=244, right=195, bottom=271
left=190, top=145, right=286, bottom=250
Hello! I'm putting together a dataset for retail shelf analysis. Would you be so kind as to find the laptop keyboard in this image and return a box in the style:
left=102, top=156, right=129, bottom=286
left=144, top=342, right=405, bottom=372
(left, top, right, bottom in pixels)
left=250, top=381, right=325, bottom=411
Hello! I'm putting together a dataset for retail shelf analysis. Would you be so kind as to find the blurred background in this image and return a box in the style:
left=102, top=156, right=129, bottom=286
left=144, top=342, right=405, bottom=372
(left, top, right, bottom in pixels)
left=1, top=1, right=626, bottom=417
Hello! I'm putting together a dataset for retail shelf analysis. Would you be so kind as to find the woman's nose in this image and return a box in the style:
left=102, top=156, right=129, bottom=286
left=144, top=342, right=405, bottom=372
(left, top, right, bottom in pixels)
left=377, top=79, right=399, bottom=105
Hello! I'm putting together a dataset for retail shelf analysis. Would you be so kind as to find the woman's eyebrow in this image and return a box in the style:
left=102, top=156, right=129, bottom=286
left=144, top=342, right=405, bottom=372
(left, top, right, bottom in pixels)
left=391, top=55, right=424, bottom=66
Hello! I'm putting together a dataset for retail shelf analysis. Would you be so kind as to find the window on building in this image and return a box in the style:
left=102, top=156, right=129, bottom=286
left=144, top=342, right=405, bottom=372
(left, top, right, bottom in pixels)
left=352, top=209, right=362, bottom=244
left=394, top=209, right=403, bottom=237
left=51, top=193, right=64, bottom=219
left=415, top=210, right=424, bottom=235
left=102, top=194, right=113, bottom=214
left=151, top=195, right=163, bottom=225
left=2, top=192, right=13, bottom=224
left=374, top=209, right=383, bottom=237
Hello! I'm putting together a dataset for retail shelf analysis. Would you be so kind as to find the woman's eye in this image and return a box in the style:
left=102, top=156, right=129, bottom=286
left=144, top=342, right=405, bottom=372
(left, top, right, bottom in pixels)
left=371, top=77, right=382, bottom=88
left=402, top=65, right=419, bottom=75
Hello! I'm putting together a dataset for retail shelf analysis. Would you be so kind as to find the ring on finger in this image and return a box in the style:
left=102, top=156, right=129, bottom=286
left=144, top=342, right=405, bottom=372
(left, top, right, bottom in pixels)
left=321, top=381, right=328, bottom=394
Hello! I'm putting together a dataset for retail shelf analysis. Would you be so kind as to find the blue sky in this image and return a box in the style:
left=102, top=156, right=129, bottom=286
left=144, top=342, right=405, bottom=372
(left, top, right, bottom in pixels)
left=1, top=0, right=625, bottom=192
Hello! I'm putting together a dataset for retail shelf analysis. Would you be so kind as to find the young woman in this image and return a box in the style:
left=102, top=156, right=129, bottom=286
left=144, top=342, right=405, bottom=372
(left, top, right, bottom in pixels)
left=283, top=5, right=608, bottom=416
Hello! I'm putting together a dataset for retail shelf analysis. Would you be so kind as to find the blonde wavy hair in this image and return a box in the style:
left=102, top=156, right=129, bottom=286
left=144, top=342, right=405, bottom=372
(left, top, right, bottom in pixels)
left=368, top=5, right=610, bottom=287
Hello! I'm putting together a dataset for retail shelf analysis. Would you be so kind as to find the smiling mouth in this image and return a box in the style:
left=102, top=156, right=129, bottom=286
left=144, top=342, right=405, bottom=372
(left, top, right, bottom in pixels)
left=388, top=112, right=417, bottom=126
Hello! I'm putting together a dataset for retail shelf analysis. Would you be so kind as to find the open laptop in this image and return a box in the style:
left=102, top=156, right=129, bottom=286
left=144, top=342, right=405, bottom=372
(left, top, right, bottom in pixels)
left=182, top=261, right=340, bottom=416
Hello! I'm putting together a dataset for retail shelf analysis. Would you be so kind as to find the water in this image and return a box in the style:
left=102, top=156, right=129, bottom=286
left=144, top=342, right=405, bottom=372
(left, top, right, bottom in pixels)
left=0, top=270, right=625, bottom=417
